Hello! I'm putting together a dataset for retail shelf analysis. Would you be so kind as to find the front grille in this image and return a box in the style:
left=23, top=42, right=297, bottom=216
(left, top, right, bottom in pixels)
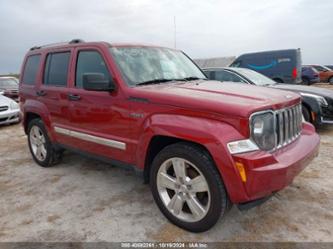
left=0, top=106, right=9, bottom=112
left=275, top=104, right=302, bottom=149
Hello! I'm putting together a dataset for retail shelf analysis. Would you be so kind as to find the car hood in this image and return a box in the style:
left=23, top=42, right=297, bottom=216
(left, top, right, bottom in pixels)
left=0, top=94, right=12, bottom=106
left=270, top=83, right=333, bottom=99
left=0, top=86, right=18, bottom=91
left=131, top=80, right=300, bottom=118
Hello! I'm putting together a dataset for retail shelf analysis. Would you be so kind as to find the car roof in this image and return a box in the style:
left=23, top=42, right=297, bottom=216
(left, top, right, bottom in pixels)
left=27, top=39, right=179, bottom=54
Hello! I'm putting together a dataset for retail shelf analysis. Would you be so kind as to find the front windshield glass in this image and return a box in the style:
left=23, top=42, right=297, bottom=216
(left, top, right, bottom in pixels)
left=234, top=68, right=277, bottom=86
left=109, top=47, right=206, bottom=86
left=0, top=78, right=18, bottom=88
left=322, top=66, right=332, bottom=71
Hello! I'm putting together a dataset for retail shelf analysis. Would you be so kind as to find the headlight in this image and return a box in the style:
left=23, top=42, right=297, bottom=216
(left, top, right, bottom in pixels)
left=300, top=92, right=328, bottom=107
left=250, top=111, right=276, bottom=151
left=10, top=100, right=19, bottom=110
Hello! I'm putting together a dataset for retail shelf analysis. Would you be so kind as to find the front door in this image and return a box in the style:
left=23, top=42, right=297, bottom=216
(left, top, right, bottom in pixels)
left=60, top=48, right=131, bottom=163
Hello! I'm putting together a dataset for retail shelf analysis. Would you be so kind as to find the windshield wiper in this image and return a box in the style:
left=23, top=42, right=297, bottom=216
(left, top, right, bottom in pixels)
left=136, top=76, right=206, bottom=86
left=178, top=76, right=207, bottom=81
left=136, top=78, right=175, bottom=86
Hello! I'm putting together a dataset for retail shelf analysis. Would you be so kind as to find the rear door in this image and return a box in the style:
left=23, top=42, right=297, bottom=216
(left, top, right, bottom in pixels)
left=37, top=49, right=72, bottom=143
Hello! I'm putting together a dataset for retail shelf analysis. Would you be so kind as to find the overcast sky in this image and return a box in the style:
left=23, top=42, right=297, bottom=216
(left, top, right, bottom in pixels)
left=0, top=0, right=332, bottom=74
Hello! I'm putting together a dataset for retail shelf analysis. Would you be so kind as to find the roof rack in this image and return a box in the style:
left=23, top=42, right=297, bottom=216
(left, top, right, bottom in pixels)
left=30, top=39, right=85, bottom=51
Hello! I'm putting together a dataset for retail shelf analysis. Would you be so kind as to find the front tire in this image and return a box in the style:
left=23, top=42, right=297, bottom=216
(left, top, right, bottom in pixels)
left=150, top=142, right=230, bottom=232
left=274, top=78, right=284, bottom=83
left=302, top=77, right=310, bottom=85
left=27, top=119, right=62, bottom=167
left=302, top=105, right=311, bottom=123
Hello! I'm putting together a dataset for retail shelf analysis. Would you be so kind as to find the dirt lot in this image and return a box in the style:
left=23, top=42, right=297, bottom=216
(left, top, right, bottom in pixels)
left=0, top=84, right=333, bottom=242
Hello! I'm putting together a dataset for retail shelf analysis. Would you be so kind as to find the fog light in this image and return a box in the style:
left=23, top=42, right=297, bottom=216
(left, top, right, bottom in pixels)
left=235, top=162, right=247, bottom=182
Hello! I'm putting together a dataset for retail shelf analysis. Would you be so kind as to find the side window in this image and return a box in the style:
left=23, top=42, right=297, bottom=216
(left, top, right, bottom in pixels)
left=214, top=70, right=244, bottom=83
left=22, top=54, right=41, bottom=85
left=44, top=52, right=70, bottom=86
left=313, top=66, right=323, bottom=72
left=203, top=70, right=212, bottom=79
left=75, top=51, right=111, bottom=88
left=230, top=60, right=241, bottom=67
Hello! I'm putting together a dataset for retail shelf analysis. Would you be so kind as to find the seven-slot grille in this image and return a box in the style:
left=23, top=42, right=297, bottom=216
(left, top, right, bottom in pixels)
left=275, top=104, right=302, bottom=149
left=0, top=106, right=9, bottom=112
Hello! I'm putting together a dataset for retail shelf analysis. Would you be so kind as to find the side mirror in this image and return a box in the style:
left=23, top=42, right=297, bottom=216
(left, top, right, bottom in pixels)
left=82, top=73, right=115, bottom=91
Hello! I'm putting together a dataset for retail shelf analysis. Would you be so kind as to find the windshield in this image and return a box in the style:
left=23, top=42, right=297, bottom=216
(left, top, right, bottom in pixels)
left=313, top=65, right=326, bottom=71
left=109, top=47, right=206, bottom=86
left=232, top=68, right=277, bottom=86
left=0, top=78, right=18, bottom=88
left=322, top=66, right=332, bottom=71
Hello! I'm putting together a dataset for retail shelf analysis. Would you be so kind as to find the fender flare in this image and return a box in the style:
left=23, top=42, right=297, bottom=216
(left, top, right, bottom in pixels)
left=22, top=99, right=55, bottom=140
left=136, top=114, right=249, bottom=203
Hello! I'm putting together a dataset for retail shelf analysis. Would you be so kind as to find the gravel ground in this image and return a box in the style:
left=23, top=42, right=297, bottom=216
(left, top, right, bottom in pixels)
left=0, top=84, right=333, bottom=242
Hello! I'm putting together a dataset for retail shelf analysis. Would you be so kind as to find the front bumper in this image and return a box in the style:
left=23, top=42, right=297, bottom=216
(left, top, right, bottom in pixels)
left=320, top=104, right=333, bottom=124
left=232, top=123, right=320, bottom=202
left=0, top=109, right=20, bottom=125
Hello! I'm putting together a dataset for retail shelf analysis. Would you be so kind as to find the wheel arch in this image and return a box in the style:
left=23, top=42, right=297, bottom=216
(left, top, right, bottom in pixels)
left=143, top=135, right=213, bottom=183
left=22, top=100, right=54, bottom=140
left=273, top=77, right=284, bottom=83
left=301, top=97, right=322, bottom=124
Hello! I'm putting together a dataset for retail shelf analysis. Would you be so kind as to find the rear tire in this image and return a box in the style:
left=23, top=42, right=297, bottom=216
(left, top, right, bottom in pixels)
left=329, top=77, right=333, bottom=85
left=27, top=119, right=62, bottom=167
left=150, top=142, right=230, bottom=232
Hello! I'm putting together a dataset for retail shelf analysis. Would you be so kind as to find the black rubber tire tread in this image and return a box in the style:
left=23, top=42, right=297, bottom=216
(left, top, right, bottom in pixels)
left=273, top=78, right=284, bottom=83
left=27, top=118, right=62, bottom=167
left=328, top=76, right=333, bottom=85
left=150, top=142, right=230, bottom=232
left=302, top=77, right=310, bottom=85
left=302, top=105, right=311, bottom=123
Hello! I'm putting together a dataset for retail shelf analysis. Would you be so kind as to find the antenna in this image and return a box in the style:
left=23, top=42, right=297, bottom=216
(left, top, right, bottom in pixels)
left=174, top=16, right=177, bottom=49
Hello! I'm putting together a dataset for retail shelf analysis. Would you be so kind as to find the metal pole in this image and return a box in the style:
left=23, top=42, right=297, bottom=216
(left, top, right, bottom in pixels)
left=174, top=16, right=176, bottom=49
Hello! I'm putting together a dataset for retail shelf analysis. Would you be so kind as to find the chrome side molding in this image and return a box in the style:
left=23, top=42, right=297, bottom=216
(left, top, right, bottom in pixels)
left=54, top=126, right=126, bottom=150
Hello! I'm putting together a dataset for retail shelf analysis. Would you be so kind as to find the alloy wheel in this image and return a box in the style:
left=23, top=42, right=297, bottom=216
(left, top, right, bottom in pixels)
left=156, top=157, right=211, bottom=222
left=29, top=125, right=47, bottom=161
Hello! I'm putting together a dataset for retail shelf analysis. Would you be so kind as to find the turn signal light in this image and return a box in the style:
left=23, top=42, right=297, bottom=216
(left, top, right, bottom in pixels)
left=235, top=162, right=247, bottom=182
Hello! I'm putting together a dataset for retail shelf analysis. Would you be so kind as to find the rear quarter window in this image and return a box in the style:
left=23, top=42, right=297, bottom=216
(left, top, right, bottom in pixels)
left=22, top=54, right=41, bottom=85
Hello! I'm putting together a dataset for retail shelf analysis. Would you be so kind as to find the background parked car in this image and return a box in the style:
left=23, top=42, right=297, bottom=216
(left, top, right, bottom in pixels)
left=0, top=76, right=19, bottom=101
left=307, top=65, right=333, bottom=84
left=203, top=67, right=333, bottom=126
left=230, top=49, right=302, bottom=84
left=301, top=66, right=320, bottom=85
left=0, top=94, right=20, bottom=125
left=325, top=65, right=333, bottom=70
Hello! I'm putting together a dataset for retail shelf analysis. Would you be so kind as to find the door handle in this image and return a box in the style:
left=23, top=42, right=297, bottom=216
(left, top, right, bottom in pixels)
left=36, top=90, right=47, bottom=96
left=68, top=93, right=81, bottom=101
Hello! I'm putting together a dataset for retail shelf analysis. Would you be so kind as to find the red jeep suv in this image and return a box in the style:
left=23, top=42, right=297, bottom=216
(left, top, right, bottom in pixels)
left=19, top=40, right=320, bottom=232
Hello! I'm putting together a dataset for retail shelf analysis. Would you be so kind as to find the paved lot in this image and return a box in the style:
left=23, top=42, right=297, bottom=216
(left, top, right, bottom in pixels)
left=0, top=84, right=333, bottom=242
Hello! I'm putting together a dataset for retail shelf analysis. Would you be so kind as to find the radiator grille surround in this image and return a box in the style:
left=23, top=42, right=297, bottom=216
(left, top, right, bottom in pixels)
left=250, top=104, right=303, bottom=152
left=0, top=106, right=9, bottom=112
